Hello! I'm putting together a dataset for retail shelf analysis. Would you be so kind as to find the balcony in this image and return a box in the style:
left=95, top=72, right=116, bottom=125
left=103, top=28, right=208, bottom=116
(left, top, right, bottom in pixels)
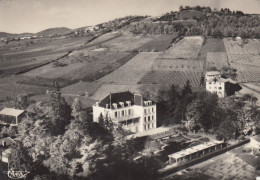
left=112, top=114, right=140, bottom=123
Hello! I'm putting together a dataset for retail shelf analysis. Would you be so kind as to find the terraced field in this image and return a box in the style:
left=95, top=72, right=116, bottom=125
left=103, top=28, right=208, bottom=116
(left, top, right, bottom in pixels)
left=140, top=71, right=202, bottom=87
left=98, top=52, right=160, bottom=84
left=206, top=52, right=228, bottom=70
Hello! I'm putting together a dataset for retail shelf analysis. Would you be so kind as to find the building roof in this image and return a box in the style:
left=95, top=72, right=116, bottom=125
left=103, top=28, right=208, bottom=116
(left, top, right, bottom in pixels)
left=207, top=77, right=236, bottom=84
left=251, top=135, right=260, bottom=142
left=168, top=140, right=223, bottom=160
left=206, top=71, right=221, bottom=76
left=0, top=137, right=15, bottom=147
left=0, top=108, right=25, bottom=117
left=97, top=91, right=151, bottom=109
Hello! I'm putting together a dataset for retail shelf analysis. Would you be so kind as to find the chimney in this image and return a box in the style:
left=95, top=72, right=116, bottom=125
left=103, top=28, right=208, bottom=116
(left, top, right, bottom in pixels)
left=134, top=94, right=143, bottom=106
left=2, top=140, right=6, bottom=147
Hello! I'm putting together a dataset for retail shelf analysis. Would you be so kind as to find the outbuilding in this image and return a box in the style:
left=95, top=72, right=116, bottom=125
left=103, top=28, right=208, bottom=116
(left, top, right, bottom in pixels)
left=0, top=108, right=25, bottom=126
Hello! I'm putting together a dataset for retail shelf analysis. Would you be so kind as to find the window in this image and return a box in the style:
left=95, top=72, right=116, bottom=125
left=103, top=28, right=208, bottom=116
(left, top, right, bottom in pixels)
left=121, top=110, right=124, bottom=116
left=219, top=87, right=222, bottom=90
left=152, top=115, right=154, bottom=120
left=152, top=107, right=154, bottom=112
left=148, top=124, right=150, bottom=129
left=148, top=116, right=150, bottom=121
left=114, top=111, right=118, bottom=117
left=144, top=109, right=147, bottom=114
left=128, top=109, right=131, bottom=115
left=144, top=117, right=146, bottom=122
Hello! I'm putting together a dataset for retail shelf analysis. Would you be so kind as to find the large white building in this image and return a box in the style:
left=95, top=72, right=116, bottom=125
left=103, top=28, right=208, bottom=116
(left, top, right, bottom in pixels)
left=93, top=91, right=157, bottom=133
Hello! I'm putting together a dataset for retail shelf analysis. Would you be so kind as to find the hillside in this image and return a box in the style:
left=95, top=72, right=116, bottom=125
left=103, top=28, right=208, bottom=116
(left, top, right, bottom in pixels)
left=37, top=27, right=72, bottom=36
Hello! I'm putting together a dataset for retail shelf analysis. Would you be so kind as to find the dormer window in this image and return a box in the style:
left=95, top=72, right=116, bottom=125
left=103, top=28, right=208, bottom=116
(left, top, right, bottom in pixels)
left=113, top=103, right=117, bottom=109
left=148, top=101, right=152, bottom=105
left=126, top=101, right=131, bottom=106
left=119, top=102, right=124, bottom=108
left=144, top=101, right=148, bottom=106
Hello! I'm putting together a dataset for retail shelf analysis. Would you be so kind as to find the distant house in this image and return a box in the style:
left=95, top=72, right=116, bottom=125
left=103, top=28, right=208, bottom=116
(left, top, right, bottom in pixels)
left=0, top=108, right=25, bottom=126
left=0, top=137, right=15, bottom=163
left=93, top=91, right=157, bottom=133
left=205, top=71, right=240, bottom=98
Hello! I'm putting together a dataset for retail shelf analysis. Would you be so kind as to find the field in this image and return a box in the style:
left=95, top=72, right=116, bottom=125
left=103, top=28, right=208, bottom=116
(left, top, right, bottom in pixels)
left=152, top=59, right=203, bottom=72
left=196, top=38, right=227, bottom=71
left=140, top=71, right=202, bottom=87
left=98, top=52, right=160, bottom=84
left=206, top=52, right=229, bottom=70
left=99, top=33, right=153, bottom=52
left=61, top=81, right=102, bottom=97
left=90, top=84, right=168, bottom=101
left=223, top=38, right=260, bottom=83
left=160, top=36, right=204, bottom=59
left=23, top=51, right=131, bottom=81
left=0, top=35, right=94, bottom=77
left=138, top=34, right=178, bottom=52
left=223, top=38, right=260, bottom=55
left=138, top=36, right=204, bottom=87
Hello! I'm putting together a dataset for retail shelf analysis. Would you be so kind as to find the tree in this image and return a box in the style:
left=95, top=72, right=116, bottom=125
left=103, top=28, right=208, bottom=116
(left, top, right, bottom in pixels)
left=49, top=86, right=71, bottom=135
left=15, top=94, right=30, bottom=110
left=71, top=98, right=82, bottom=119
left=185, top=100, right=201, bottom=132
left=98, top=113, right=104, bottom=128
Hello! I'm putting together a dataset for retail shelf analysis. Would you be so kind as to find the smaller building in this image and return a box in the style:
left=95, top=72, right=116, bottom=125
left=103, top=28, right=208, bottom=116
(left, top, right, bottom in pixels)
left=168, top=141, right=226, bottom=166
left=0, top=108, right=25, bottom=126
left=250, top=135, right=260, bottom=153
left=0, top=137, right=15, bottom=163
left=206, top=71, right=239, bottom=98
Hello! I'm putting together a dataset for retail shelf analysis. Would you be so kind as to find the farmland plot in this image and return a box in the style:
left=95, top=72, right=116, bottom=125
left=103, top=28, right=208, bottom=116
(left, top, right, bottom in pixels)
left=206, top=52, right=228, bottom=70
left=61, top=81, right=102, bottom=97
left=98, top=52, right=160, bottom=84
left=223, top=38, right=260, bottom=55
left=100, top=33, right=153, bottom=52
left=152, top=59, right=203, bottom=72
left=230, top=63, right=260, bottom=82
left=24, top=51, right=130, bottom=81
left=161, top=36, right=204, bottom=59
left=228, top=54, right=260, bottom=66
left=138, top=34, right=178, bottom=52
left=140, top=70, right=202, bottom=87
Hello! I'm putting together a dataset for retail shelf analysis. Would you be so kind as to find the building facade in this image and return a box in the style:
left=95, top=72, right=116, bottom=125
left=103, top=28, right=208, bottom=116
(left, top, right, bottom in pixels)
left=205, top=71, right=239, bottom=98
left=93, top=91, right=157, bottom=133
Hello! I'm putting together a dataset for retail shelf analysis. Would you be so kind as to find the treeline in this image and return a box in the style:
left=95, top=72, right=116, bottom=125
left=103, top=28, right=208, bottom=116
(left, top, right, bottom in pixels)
left=97, top=15, right=148, bottom=32
left=141, top=81, right=260, bottom=141
left=130, top=6, right=260, bottom=38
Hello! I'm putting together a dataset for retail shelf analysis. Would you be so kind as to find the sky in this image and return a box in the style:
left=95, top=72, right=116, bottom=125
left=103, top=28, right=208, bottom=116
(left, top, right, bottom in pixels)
left=0, top=0, right=260, bottom=34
